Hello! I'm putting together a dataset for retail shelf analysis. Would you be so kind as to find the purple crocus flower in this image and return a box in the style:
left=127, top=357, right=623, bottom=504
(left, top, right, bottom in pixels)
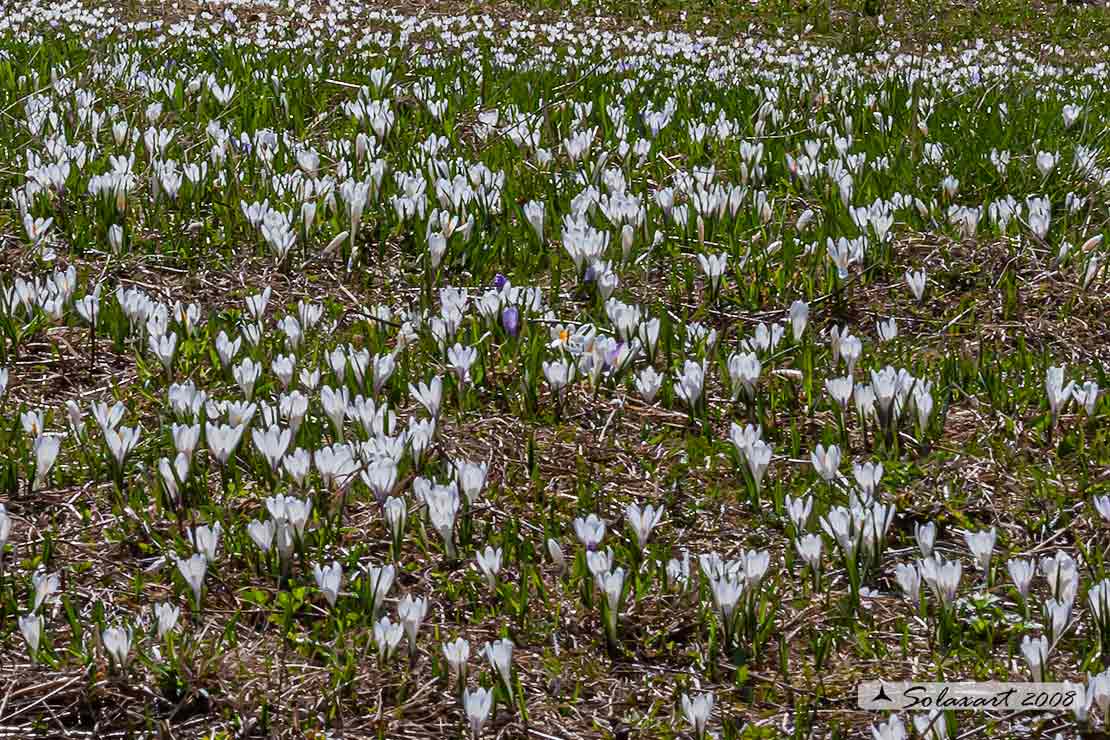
left=605, top=342, right=623, bottom=369
left=493, top=273, right=508, bottom=291
left=501, top=306, right=520, bottom=337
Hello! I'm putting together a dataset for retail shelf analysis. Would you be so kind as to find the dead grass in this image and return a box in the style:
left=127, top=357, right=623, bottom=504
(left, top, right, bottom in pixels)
left=1, top=2, right=1108, bottom=738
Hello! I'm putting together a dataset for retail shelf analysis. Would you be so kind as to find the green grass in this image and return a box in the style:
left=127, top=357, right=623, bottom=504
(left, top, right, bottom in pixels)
left=0, top=0, right=1108, bottom=738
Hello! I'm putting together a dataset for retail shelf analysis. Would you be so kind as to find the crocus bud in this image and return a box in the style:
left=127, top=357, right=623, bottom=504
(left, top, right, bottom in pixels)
left=546, top=538, right=565, bottom=572
left=108, top=224, right=124, bottom=253
left=501, top=306, right=520, bottom=337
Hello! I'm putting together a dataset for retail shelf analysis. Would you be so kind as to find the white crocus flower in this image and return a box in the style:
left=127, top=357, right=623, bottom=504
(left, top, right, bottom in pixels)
left=455, top=460, right=488, bottom=506
left=625, top=503, right=664, bottom=551
left=206, top=422, right=246, bottom=465
left=409, top=376, right=443, bottom=418
left=789, top=300, right=809, bottom=341
left=31, top=569, right=60, bottom=611
left=32, top=434, right=62, bottom=490
left=674, top=360, right=704, bottom=409
left=600, top=566, right=626, bottom=643
left=573, top=514, right=606, bottom=550
left=154, top=603, right=180, bottom=639
left=425, top=484, right=460, bottom=559
left=1045, top=366, right=1075, bottom=424
left=727, top=352, right=761, bottom=402
left=963, top=527, right=996, bottom=574
left=19, top=613, right=44, bottom=663
left=374, top=616, right=404, bottom=663
left=810, top=444, right=841, bottom=482
left=102, top=626, right=133, bottom=668
left=915, top=521, right=936, bottom=558
left=894, top=562, right=921, bottom=603
left=463, top=686, right=493, bottom=739
left=312, top=561, right=343, bottom=606
left=1075, top=381, right=1099, bottom=416
left=190, top=522, right=222, bottom=563
left=397, top=594, right=428, bottom=654
left=681, top=691, right=714, bottom=740
left=635, top=366, right=662, bottom=404
left=920, top=556, right=962, bottom=606
left=248, top=519, right=275, bottom=552
left=177, top=553, right=208, bottom=610
left=696, top=252, right=727, bottom=296
left=447, top=343, right=478, bottom=388
left=443, top=637, right=470, bottom=683
left=475, top=545, right=502, bottom=589
left=745, top=440, right=773, bottom=492
left=905, top=269, right=926, bottom=302
left=1020, top=634, right=1050, bottom=682
left=483, top=638, right=514, bottom=701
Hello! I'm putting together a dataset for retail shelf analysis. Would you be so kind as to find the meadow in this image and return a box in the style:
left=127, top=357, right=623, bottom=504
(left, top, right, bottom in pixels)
left=0, top=0, right=1108, bottom=737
